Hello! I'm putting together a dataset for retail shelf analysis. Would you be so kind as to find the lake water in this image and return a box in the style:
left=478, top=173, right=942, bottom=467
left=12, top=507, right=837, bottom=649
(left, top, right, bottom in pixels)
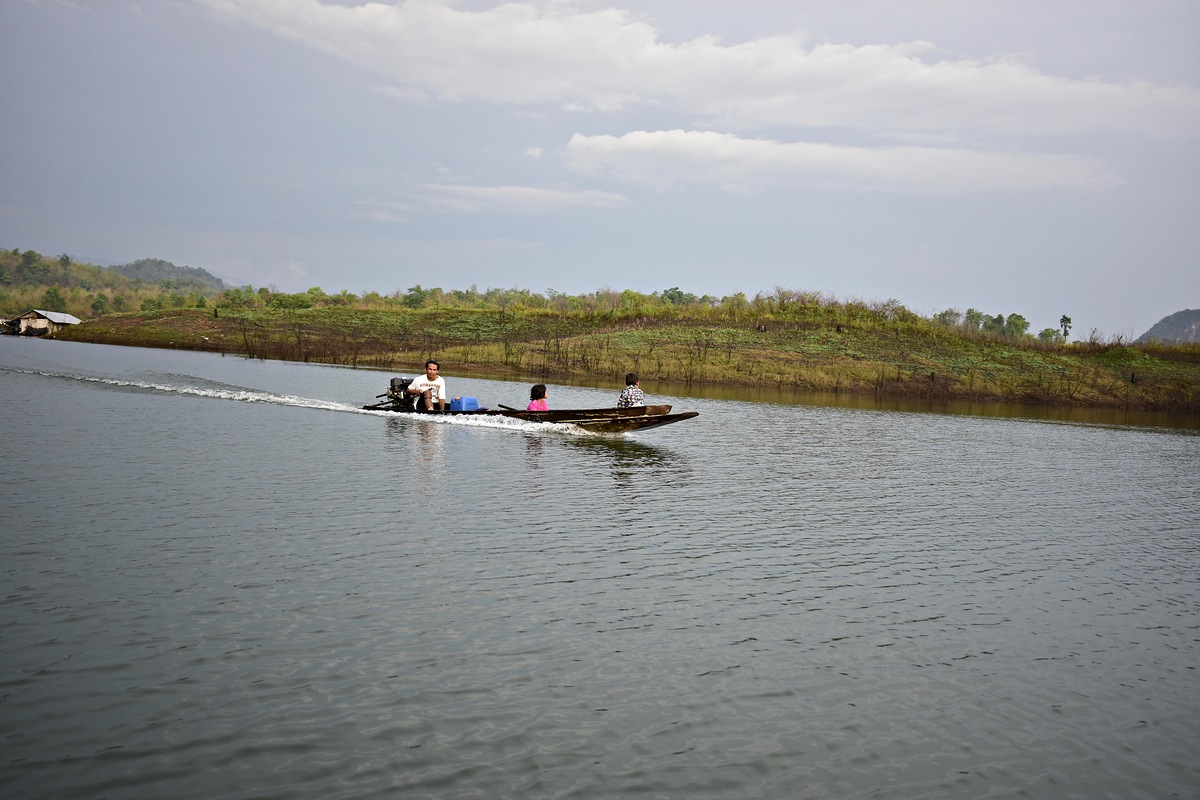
left=1, top=337, right=1197, bottom=800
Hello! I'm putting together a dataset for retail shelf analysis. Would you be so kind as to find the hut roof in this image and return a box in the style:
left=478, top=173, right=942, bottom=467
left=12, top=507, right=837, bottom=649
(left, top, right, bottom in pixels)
left=25, top=309, right=83, bottom=325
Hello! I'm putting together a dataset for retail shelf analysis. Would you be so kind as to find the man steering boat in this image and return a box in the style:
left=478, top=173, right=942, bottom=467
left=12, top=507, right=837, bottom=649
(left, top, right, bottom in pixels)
left=407, top=359, right=448, bottom=412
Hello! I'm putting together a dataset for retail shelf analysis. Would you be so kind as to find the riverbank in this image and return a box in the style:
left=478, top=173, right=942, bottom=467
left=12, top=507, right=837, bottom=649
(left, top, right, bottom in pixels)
left=53, top=307, right=1200, bottom=413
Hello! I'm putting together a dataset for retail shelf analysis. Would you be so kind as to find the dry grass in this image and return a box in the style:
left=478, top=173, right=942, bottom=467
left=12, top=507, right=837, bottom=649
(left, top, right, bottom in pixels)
left=52, top=307, right=1200, bottom=413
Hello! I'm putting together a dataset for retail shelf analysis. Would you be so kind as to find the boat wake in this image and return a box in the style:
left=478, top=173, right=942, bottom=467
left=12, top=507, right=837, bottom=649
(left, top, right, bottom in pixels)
left=363, top=406, right=616, bottom=437
left=4, top=364, right=619, bottom=436
left=2, top=365, right=358, bottom=413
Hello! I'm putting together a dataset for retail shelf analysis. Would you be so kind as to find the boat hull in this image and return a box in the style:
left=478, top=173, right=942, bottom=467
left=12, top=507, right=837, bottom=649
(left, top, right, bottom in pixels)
left=361, top=400, right=697, bottom=433
left=566, top=411, right=699, bottom=433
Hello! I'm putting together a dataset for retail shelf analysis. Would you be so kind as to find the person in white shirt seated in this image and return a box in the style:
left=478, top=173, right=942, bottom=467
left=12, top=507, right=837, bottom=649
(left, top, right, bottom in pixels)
left=407, top=360, right=448, bottom=412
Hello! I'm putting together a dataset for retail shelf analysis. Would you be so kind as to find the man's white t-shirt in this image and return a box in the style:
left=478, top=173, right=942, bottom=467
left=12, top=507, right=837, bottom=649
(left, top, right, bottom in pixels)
left=409, top=375, right=446, bottom=404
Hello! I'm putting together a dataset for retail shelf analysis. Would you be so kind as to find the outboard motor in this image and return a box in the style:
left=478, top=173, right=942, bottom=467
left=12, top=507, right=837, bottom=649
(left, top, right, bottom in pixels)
left=387, top=376, right=417, bottom=410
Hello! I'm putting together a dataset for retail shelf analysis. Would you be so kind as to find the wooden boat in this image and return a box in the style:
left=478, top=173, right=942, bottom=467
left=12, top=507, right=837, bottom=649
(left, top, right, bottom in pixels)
left=363, top=378, right=698, bottom=433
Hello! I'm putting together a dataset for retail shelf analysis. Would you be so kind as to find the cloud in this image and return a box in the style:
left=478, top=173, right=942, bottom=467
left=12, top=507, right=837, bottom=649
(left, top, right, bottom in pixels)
left=422, top=183, right=628, bottom=213
left=202, top=0, right=655, bottom=110
left=200, top=0, right=1200, bottom=138
left=562, top=130, right=1122, bottom=194
left=355, top=200, right=413, bottom=224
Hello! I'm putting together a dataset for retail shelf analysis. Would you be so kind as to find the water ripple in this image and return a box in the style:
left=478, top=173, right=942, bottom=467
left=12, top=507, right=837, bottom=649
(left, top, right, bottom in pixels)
left=2, top=341, right=1198, bottom=799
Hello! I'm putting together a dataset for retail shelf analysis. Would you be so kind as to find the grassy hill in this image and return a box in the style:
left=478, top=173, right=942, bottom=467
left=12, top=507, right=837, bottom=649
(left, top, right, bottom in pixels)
left=8, top=246, right=1197, bottom=412
left=54, top=305, right=1200, bottom=413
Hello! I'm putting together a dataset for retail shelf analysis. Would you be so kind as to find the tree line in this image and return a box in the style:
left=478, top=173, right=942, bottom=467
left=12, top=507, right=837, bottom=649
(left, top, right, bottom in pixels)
left=4, top=246, right=1072, bottom=345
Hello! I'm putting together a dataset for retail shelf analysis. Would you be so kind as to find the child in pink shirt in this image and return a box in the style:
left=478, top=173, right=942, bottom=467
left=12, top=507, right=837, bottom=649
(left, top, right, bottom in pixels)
left=527, top=384, right=548, bottom=411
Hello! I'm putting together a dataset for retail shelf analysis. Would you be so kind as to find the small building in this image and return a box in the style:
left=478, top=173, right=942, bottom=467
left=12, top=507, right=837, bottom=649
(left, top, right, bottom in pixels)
left=5, top=309, right=83, bottom=336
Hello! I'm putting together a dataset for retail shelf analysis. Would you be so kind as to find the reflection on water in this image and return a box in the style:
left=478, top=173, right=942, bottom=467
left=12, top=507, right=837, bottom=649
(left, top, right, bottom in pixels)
left=559, top=433, right=684, bottom=469
left=523, top=433, right=544, bottom=470
left=554, top=432, right=694, bottom=499
left=559, top=379, right=1200, bottom=431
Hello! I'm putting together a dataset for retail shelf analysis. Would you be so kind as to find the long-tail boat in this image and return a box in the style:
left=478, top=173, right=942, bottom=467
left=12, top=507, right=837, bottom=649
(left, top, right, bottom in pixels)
left=363, top=377, right=698, bottom=433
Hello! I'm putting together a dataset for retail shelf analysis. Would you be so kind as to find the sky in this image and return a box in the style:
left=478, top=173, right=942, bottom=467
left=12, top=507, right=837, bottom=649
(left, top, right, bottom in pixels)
left=2, top=0, right=1198, bottom=339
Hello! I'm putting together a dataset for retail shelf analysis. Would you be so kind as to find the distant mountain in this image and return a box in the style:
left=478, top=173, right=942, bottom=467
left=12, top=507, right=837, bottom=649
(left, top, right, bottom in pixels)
left=111, top=258, right=226, bottom=292
left=1135, top=309, right=1200, bottom=344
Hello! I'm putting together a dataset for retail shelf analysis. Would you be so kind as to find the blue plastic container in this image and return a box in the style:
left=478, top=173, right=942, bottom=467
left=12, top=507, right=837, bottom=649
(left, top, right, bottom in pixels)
left=449, top=397, right=479, bottom=411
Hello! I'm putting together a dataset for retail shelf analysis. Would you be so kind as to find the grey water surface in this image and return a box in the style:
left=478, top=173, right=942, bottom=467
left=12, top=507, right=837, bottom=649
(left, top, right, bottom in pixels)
left=1, top=337, right=1197, bottom=800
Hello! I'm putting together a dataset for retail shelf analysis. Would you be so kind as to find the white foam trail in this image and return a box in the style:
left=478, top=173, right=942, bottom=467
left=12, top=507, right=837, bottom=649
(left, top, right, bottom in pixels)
left=5, top=366, right=358, bottom=413
left=7, top=365, right=623, bottom=435
left=365, top=407, right=615, bottom=436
